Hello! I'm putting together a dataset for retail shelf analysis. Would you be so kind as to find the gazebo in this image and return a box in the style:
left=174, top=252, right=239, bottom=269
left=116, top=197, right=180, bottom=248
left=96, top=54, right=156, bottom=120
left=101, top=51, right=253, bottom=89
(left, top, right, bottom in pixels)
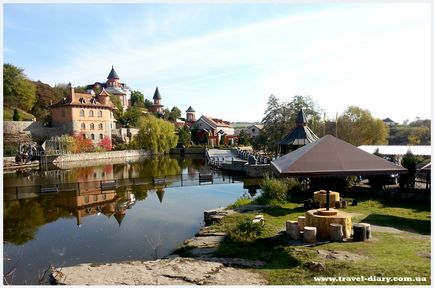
left=272, top=135, right=408, bottom=239
left=278, top=109, right=319, bottom=155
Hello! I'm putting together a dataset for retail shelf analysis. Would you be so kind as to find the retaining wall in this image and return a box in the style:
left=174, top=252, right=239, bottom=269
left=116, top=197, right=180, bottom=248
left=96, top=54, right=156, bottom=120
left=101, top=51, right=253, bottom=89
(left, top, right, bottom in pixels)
left=245, top=164, right=274, bottom=178
left=3, top=121, right=63, bottom=138
left=53, top=150, right=149, bottom=163
left=170, top=148, right=206, bottom=154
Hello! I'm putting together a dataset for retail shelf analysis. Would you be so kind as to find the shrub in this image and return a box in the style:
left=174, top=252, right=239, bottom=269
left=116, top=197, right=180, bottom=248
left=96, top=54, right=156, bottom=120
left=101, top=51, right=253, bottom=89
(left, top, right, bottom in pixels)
left=13, top=109, right=22, bottom=121
left=99, top=136, right=112, bottom=151
left=259, top=176, right=291, bottom=202
left=227, top=194, right=252, bottom=209
left=228, top=219, right=263, bottom=244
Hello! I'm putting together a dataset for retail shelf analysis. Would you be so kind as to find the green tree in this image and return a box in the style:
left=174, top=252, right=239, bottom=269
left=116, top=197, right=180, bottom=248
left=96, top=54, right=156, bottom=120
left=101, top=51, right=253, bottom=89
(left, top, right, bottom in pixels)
left=261, top=94, right=284, bottom=155
left=3, top=63, right=36, bottom=111
left=133, top=115, right=178, bottom=153
left=12, top=109, right=22, bottom=121
left=337, top=106, right=388, bottom=146
left=121, top=106, right=143, bottom=127
left=131, top=90, right=145, bottom=107
left=237, top=129, right=250, bottom=146
left=168, top=106, right=182, bottom=122
left=110, top=94, right=123, bottom=120
left=408, top=126, right=430, bottom=145
left=144, top=99, right=153, bottom=109
left=399, top=150, right=418, bottom=190
left=177, top=126, right=192, bottom=148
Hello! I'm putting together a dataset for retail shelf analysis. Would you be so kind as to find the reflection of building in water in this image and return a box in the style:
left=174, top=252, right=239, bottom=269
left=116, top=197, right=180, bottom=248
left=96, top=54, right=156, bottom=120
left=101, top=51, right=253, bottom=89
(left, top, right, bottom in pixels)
left=55, top=189, right=136, bottom=227
left=155, top=188, right=165, bottom=203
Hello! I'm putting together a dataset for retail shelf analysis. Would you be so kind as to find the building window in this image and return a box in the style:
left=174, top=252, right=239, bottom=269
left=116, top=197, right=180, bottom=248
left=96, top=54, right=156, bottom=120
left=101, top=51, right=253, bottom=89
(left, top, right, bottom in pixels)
left=83, top=134, right=86, bottom=139
left=98, top=110, right=103, bottom=117
left=93, top=195, right=98, bottom=201
left=84, top=196, right=89, bottom=203
left=98, top=123, right=103, bottom=130
left=99, top=133, right=103, bottom=140
left=81, top=123, right=86, bottom=130
left=80, top=109, right=85, bottom=117
left=89, top=110, right=94, bottom=117
left=90, top=123, right=95, bottom=130
left=252, top=128, right=256, bottom=132
left=91, top=134, right=95, bottom=140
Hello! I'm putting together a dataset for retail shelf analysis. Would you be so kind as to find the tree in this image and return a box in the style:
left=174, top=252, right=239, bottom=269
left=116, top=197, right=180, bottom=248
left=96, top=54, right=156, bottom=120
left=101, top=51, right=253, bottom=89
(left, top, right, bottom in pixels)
left=110, top=94, right=123, bottom=120
left=177, top=126, right=191, bottom=148
left=144, top=99, right=153, bottom=109
left=133, top=115, right=178, bottom=154
left=168, top=106, right=182, bottom=122
left=336, top=106, right=388, bottom=146
left=13, top=109, right=22, bottom=121
left=3, top=63, right=36, bottom=111
left=131, top=90, right=145, bottom=107
left=399, top=150, right=418, bottom=191
left=71, top=132, right=94, bottom=153
left=261, top=94, right=284, bottom=155
left=121, top=106, right=143, bottom=127
left=99, top=136, right=112, bottom=151
left=237, top=129, right=250, bottom=146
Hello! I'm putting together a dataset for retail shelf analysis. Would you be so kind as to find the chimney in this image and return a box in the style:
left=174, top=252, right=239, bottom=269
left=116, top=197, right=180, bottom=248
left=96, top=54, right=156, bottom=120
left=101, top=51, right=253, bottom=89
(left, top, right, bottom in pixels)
left=67, top=82, right=75, bottom=103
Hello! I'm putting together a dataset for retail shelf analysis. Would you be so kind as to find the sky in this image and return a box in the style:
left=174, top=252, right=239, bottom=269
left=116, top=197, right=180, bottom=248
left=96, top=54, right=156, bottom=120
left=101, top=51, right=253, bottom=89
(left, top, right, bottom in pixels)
left=3, top=2, right=431, bottom=124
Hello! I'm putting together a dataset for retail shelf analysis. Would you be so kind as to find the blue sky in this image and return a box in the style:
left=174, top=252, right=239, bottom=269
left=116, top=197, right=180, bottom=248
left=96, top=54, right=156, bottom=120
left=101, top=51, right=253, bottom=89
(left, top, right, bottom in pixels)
left=3, top=2, right=431, bottom=123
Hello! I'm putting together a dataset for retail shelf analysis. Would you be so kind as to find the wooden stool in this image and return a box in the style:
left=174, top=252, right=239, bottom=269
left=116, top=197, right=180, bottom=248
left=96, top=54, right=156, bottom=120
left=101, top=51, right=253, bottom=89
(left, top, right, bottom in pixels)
left=335, top=201, right=341, bottom=209
left=286, top=220, right=300, bottom=240
left=303, top=226, right=317, bottom=243
left=329, top=223, right=343, bottom=242
left=298, top=216, right=306, bottom=231
left=359, top=223, right=371, bottom=239
left=353, top=223, right=367, bottom=241
left=341, top=200, right=348, bottom=208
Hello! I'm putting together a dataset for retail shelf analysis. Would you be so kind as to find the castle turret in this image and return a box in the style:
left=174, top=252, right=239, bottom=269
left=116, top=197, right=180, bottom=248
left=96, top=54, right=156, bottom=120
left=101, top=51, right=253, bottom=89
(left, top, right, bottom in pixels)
left=186, top=106, right=196, bottom=122
left=106, top=65, right=120, bottom=88
left=150, top=87, right=164, bottom=114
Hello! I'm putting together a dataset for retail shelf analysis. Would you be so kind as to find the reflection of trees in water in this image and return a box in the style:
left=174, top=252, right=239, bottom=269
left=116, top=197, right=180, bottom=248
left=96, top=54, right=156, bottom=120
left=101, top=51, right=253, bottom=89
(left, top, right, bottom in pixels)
left=3, top=199, right=70, bottom=245
left=123, top=156, right=182, bottom=178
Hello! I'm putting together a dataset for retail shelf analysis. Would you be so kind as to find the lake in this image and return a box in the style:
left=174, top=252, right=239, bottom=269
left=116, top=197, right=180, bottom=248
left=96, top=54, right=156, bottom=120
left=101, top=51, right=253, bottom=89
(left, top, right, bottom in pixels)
left=3, top=155, right=258, bottom=285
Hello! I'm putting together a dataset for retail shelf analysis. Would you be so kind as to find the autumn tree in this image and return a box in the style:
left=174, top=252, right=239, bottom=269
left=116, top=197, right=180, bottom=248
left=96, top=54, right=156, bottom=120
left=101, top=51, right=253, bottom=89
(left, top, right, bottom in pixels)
left=133, top=115, right=178, bottom=154
left=3, top=63, right=36, bottom=111
left=336, top=106, right=388, bottom=146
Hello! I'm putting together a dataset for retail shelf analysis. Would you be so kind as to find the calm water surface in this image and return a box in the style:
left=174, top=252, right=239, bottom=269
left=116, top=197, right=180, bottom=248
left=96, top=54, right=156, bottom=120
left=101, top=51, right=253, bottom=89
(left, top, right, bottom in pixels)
left=3, top=155, right=257, bottom=285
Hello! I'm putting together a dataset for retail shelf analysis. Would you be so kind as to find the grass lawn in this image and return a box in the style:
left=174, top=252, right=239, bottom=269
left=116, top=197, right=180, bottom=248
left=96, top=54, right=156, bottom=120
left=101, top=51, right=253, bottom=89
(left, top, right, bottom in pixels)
left=205, top=190, right=431, bottom=285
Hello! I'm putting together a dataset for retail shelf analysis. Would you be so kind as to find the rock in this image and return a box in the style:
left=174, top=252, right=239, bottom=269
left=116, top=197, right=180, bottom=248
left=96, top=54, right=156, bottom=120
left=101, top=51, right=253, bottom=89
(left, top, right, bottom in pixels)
left=50, top=257, right=267, bottom=285
left=316, top=249, right=368, bottom=261
left=306, top=261, right=325, bottom=272
left=198, top=257, right=266, bottom=268
left=189, top=247, right=218, bottom=256
left=183, top=236, right=225, bottom=248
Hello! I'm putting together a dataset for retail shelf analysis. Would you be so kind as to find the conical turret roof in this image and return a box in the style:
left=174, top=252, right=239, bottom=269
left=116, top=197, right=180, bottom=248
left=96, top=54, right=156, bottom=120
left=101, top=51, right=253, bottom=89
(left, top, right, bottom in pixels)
left=153, top=87, right=162, bottom=100
left=107, top=65, right=120, bottom=80
left=296, top=109, right=307, bottom=126
left=186, top=106, right=195, bottom=112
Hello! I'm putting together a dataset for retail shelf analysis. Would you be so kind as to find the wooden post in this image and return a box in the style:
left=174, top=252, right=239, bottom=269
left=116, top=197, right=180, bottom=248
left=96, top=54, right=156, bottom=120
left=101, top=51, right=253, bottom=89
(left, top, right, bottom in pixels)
left=329, top=223, right=343, bottom=242
left=353, top=223, right=367, bottom=241
left=286, top=220, right=300, bottom=240
left=326, top=189, right=330, bottom=210
left=359, top=223, right=371, bottom=239
left=298, top=216, right=306, bottom=231
left=303, top=226, right=317, bottom=243
left=341, top=200, right=348, bottom=208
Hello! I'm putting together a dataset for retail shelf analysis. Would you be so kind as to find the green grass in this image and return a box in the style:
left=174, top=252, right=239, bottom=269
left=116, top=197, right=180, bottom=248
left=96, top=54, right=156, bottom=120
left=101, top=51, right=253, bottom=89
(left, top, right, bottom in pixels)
left=3, top=107, right=35, bottom=121
left=208, top=196, right=431, bottom=285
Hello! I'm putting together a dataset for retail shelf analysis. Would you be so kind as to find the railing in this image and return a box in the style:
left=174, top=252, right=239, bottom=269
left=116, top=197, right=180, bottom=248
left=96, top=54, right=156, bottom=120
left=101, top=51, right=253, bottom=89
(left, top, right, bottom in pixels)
left=3, top=171, right=246, bottom=200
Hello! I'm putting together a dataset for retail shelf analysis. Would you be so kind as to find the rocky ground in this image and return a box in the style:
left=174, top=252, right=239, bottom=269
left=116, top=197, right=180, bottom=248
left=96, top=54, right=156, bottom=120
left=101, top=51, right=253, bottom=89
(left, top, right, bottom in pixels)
left=51, top=257, right=267, bottom=285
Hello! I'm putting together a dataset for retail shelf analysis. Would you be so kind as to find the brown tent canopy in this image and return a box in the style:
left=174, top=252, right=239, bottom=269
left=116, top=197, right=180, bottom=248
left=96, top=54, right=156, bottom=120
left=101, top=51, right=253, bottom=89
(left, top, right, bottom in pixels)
left=272, top=135, right=407, bottom=177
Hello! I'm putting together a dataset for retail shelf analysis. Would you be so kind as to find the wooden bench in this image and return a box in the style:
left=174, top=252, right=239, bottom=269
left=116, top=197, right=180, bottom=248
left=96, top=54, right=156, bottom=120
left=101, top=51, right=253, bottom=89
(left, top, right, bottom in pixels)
left=101, top=180, right=116, bottom=191
left=199, top=173, right=213, bottom=184
left=40, top=186, right=59, bottom=193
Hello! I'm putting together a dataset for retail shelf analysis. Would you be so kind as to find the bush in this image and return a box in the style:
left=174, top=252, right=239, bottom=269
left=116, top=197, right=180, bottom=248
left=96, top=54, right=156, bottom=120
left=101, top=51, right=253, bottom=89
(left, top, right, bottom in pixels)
left=259, top=176, right=290, bottom=202
left=228, top=219, right=263, bottom=244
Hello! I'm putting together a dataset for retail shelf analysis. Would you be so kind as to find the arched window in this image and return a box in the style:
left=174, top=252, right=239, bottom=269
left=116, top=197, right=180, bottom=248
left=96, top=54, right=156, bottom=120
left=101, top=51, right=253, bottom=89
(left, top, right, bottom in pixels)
left=80, top=109, right=85, bottom=117
left=91, top=134, right=95, bottom=140
left=98, top=110, right=103, bottom=117
left=99, top=133, right=103, bottom=140
left=81, top=123, right=86, bottom=130
left=90, top=123, right=95, bottom=130
left=89, top=110, right=94, bottom=117
left=98, top=123, right=103, bottom=130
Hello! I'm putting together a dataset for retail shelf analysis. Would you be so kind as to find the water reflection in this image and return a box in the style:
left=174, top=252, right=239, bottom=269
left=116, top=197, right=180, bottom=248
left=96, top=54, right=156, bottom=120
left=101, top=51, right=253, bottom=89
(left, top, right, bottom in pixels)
left=3, top=155, right=261, bottom=284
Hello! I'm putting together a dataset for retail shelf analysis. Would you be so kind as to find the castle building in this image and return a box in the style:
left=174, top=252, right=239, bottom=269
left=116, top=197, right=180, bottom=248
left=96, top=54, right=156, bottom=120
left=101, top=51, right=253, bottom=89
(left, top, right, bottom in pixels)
left=149, top=87, right=164, bottom=114
left=86, top=66, right=131, bottom=111
left=50, top=85, right=116, bottom=143
left=186, top=106, right=196, bottom=123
